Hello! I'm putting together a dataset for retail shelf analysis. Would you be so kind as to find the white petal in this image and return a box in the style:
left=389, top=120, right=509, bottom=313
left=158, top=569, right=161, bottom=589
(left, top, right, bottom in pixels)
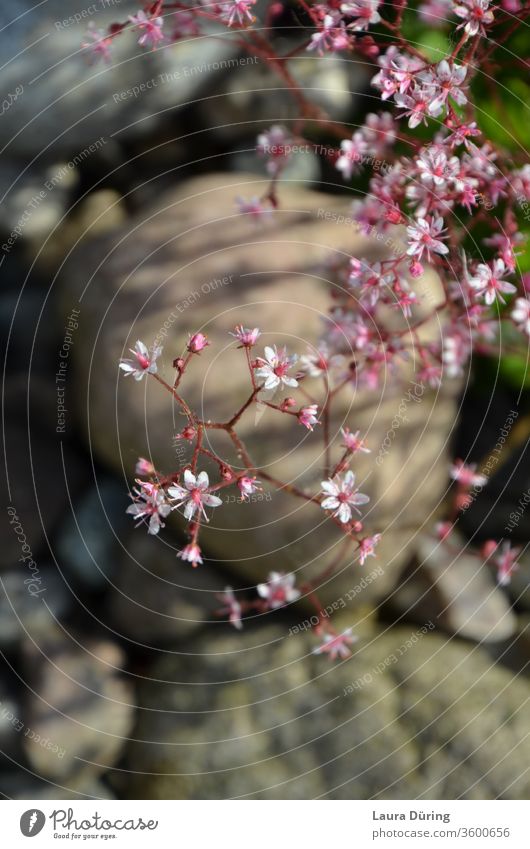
left=202, top=493, right=223, bottom=508
left=196, top=470, right=210, bottom=490
left=337, top=503, right=352, bottom=523
left=183, top=469, right=197, bottom=489
left=321, top=496, right=340, bottom=510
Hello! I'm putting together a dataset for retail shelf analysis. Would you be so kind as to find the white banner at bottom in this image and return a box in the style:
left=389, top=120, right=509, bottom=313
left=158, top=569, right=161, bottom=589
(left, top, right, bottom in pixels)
left=2, top=800, right=529, bottom=848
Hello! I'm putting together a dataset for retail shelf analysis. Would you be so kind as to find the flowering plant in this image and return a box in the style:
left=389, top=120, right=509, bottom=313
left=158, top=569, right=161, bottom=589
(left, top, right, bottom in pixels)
left=111, top=0, right=529, bottom=656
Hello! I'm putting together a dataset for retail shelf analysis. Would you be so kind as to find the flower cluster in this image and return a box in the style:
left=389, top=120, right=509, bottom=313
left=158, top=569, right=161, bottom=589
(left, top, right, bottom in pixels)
left=111, top=0, right=529, bottom=658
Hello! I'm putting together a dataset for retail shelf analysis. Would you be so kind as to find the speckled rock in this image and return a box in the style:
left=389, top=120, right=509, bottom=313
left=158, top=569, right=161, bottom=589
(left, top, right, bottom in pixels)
left=113, top=622, right=530, bottom=799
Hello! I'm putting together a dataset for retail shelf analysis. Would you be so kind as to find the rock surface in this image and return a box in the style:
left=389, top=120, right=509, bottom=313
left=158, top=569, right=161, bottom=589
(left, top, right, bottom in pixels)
left=21, top=629, right=134, bottom=782
left=114, top=622, right=530, bottom=799
left=383, top=533, right=518, bottom=643
left=105, top=529, right=230, bottom=645
left=60, top=172, right=461, bottom=608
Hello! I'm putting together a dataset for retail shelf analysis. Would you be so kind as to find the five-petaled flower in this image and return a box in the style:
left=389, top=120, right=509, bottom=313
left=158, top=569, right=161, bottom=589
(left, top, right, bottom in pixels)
left=494, top=542, right=520, bottom=586
left=219, top=587, right=243, bottom=629
left=450, top=459, right=487, bottom=489
left=221, top=0, right=257, bottom=27
left=407, top=217, right=449, bottom=261
left=314, top=628, right=358, bottom=660
left=126, top=483, right=171, bottom=535
left=230, top=325, right=261, bottom=347
left=238, top=476, right=262, bottom=500
left=298, top=405, right=320, bottom=431
left=177, top=542, right=203, bottom=568
left=129, top=10, right=165, bottom=48
left=321, top=471, right=370, bottom=524
left=358, top=534, right=381, bottom=565
left=119, top=341, right=162, bottom=381
left=254, top=345, right=299, bottom=391
left=512, top=298, right=530, bottom=336
left=469, top=259, right=517, bottom=306
left=341, top=428, right=371, bottom=454
left=81, top=25, right=113, bottom=64
left=168, top=470, right=223, bottom=522
left=257, top=571, right=301, bottom=608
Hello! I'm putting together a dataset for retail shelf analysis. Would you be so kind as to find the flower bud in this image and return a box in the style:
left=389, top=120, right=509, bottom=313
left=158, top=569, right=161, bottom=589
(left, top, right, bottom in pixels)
left=187, top=332, right=209, bottom=353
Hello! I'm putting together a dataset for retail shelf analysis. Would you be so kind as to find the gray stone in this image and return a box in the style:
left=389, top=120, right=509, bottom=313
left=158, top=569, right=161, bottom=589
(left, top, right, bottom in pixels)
left=115, top=622, right=530, bottom=799
left=106, top=529, right=231, bottom=646
left=22, top=629, right=134, bottom=781
left=384, top=533, right=518, bottom=643
left=0, top=568, right=71, bottom=648
left=55, top=476, right=128, bottom=590
left=0, top=2, right=240, bottom=160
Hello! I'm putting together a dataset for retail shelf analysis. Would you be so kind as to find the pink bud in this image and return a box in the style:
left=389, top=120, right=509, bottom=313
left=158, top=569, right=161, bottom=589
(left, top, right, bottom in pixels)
left=481, top=540, right=498, bottom=559
left=187, top=332, right=209, bottom=353
left=351, top=520, right=363, bottom=533
left=173, top=357, right=185, bottom=371
left=409, top=260, right=424, bottom=279
left=281, top=397, right=297, bottom=410
left=176, top=425, right=196, bottom=441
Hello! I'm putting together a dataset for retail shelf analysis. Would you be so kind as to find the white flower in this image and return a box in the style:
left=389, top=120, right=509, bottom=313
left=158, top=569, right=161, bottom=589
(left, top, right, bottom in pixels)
left=257, top=572, right=300, bottom=608
left=168, top=470, right=223, bottom=522
left=119, top=340, right=161, bottom=381
left=126, top=484, right=171, bottom=535
left=254, top=345, right=299, bottom=391
left=314, top=628, right=358, bottom=660
left=407, top=216, right=449, bottom=261
left=321, top=470, right=370, bottom=523
left=469, top=259, right=517, bottom=306
left=512, top=298, right=530, bottom=336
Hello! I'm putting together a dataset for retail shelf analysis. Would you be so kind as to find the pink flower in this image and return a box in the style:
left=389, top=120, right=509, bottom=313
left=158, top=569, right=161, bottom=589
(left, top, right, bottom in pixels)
left=135, top=457, right=155, bottom=476
left=177, top=543, right=203, bottom=568
left=298, top=405, right=319, bottom=431
left=469, top=259, right=516, bottom=306
left=129, top=10, right=165, bottom=48
left=81, top=25, right=113, bottom=64
left=299, top=343, right=343, bottom=377
left=494, top=542, right=520, bottom=586
left=450, top=459, right=488, bottom=489
left=257, top=572, right=300, bottom=608
left=407, top=216, right=449, bottom=261
left=307, top=14, right=352, bottom=55
left=336, top=132, right=368, bottom=180
left=126, top=484, right=171, bottom=535
left=219, top=587, right=243, bottom=629
left=256, top=125, right=292, bottom=175
left=419, top=60, right=468, bottom=114
left=358, top=534, right=381, bottom=565
left=238, top=476, right=262, bottom=500
left=119, top=340, right=162, bottom=381
left=168, top=470, right=223, bottom=522
left=230, top=325, right=261, bottom=347
left=254, top=345, right=299, bottom=391
left=395, top=88, right=435, bottom=128
left=314, top=628, right=358, bottom=660
left=341, top=428, right=370, bottom=454
left=321, top=470, right=370, bottom=524
left=221, top=0, right=257, bottom=27
left=512, top=298, right=530, bottom=336
left=187, top=332, right=209, bottom=353
left=340, top=0, right=382, bottom=31
left=235, top=196, right=272, bottom=221
left=454, top=0, right=495, bottom=37
left=418, top=0, right=453, bottom=25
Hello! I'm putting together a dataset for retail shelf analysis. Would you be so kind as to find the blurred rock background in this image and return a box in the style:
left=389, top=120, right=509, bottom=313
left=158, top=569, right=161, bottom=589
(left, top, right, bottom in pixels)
left=1, top=0, right=529, bottom=800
